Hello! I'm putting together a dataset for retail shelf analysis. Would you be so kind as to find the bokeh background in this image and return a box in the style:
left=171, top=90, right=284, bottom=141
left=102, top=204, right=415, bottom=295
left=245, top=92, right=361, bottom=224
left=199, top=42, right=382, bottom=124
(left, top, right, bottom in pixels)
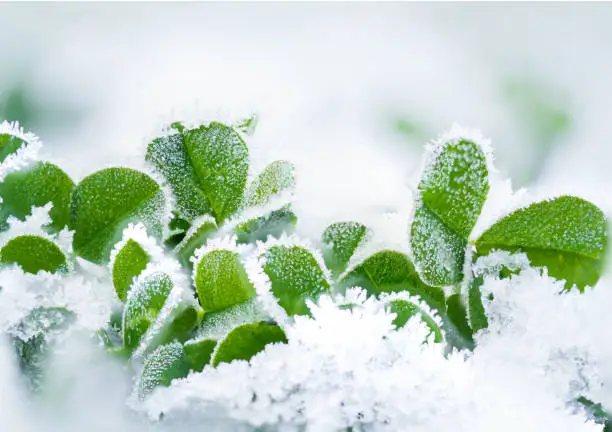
left=1, top=2, right=611, bottom=237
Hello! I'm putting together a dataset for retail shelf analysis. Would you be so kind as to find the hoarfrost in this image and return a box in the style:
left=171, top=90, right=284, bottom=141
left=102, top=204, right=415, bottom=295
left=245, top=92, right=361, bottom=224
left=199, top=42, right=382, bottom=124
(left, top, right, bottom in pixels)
left=0, top=121, right=42, bottom=181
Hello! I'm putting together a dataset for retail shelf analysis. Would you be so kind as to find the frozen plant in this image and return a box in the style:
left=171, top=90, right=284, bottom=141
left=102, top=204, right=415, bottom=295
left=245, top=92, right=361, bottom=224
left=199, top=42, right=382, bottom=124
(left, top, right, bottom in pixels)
left=0, top=118, right=608, bottom=431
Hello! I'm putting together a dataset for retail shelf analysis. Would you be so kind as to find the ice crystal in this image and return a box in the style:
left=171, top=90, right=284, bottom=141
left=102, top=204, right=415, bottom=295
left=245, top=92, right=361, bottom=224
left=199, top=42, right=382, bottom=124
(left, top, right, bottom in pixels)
left=0, top=121, right=42, bottom=181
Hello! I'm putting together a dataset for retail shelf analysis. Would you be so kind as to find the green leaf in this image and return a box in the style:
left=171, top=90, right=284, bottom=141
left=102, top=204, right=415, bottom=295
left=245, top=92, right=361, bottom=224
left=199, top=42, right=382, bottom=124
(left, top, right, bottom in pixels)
left=112, top=239, right=150, bottom=302
left=10, top=307, right=75, bottom=392
left=234, top=205, right=297, bottom=244
left=1, top=235, right=66, bottom=274
left=339, top=251, right=445, bottom=311
left=411, top=139, right=489, bottom=286
left=475, top=196, right=608, bottom=290
left=138, top=341, right=190, bottom=399
left=0, top=162, right=74, bottom=232
left=146, top=133, right=210, bottom=221
left=243, top=160, right=294, bottom=208
left=175, top=215, right=217, bottom=268
left=141, top=300, right=202, bottom=357
left=184, top=338, right=217, bottom=372
left=212, top=321, right=287, bottom=367
left=123, top=272, right=173, bottom=351
left=576, top=397, right=612, bottom=430
left=388, top=299, right=443, bottom=343
left=194, top=249, right=256, bottom=313
left=262, top=245, right=330, bottom=316
left=466, top=275, right=488, bottom=333
left=164, top=212, right=192, bottom=249
left=183, top=123, right=249, bottom=223
left=322, top=221, right=367, bottom=277
left=444, top=293, right=475, bottom=351
left=194, top=299, right=268, bottom=341
left=0, top=132, right=27, bottom=163
left=70, top=167, right=165, bottom=264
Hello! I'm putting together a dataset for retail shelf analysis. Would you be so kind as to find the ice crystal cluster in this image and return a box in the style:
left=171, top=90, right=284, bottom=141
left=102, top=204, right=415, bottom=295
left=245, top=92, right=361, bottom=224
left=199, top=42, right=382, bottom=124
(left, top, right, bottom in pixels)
left=0, top=118, right=610, bottom=431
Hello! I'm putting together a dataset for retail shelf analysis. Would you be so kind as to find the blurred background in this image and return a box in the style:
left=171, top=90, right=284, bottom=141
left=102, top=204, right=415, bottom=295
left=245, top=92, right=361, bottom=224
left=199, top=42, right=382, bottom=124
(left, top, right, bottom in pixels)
left=1, top=2, right=611, bottom=238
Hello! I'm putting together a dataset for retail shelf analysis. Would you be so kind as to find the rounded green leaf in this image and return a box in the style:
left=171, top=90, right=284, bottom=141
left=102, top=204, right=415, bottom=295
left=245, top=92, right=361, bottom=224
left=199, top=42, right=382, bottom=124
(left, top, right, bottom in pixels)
left=475, top=196, right=608, bottom=290
left=411, top=138, right=489, bottom=286
left=175, top=215, right=217, bottom=267
left=146, top=132, right=211, bottom=221
left=262, top=245, right=330, bottom=316
left=388, top=299, right=443, bottom=343
left=138, top=341, right=190, bottom=399
left=1, top=235, right=66, bottom=274
left=123, top=272, right=173, bottom=351
left=184, top=338, right=217, bottom=372
left=112, top=239, right=150, bottom=302
left=234, top=206, right=297, bottom=244
left=212, top=321, right=287, bottom=367
left=340, top=250, right=445, bottom=311
left=243, top=160, right=295, bottom=208
left=322, top=221, right=367, bottom=277
left=0, top=162, right=74, bottom=232
left=183, top=123, right=249, bottom=223
left=70, top=167, right=165, bottom=264
left=194, top=249, right=256, bottom=313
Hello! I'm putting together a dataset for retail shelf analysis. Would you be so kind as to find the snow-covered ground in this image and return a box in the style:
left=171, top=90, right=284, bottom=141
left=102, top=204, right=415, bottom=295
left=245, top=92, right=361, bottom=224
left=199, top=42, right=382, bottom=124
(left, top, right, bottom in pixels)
left=1, top=3, right=612, bottom=431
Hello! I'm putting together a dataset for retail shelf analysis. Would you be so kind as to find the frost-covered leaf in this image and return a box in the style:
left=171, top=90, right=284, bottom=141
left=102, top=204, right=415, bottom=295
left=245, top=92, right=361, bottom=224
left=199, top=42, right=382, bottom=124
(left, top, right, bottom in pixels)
left=0, top=130, right=27, bottom=162
left=70, top=167, right=165, bottom=264
left=1, top=235, right=66, bottom=274
left=466, top=275, right=488, bottom=333
left=111, top=239, right=150, bottom=302
left=10, top=307, right=75, bottom=392
left=184, top=338, right=217, bottom=372
left=576, top=397, right=612, bottom=430
left=164, top=212, right=192, bottom=249
left=175, top=215, right=217, bottom=267
left=194, top=249, right=256, bottom=313
left=138, top=341, right=190, bottom=399
left=183, top=123, right=249, bottom=223
left=411, top=138, right=489, bottom=286
left=444, top=293, right=475, bottom=351
left=234, top=206, right=297, bottom=244
left=475, top=196, right=607, bottom=290
left=194, top=298, right=269, bottom=341
left=0, top=162, right=74, bottom=232
left=212, top=321, right=287, bottom=366
left=243, top=160, right=295, bottom=208
left=142, top=300, right=202, bottom=356
left=322, top=221, right=367, bottom=277
left=262, top=245, right=330, bottom=316
left=123, top=272, right=173, bottom=351
left=0, top=121, right=41, bottom=179
left=388, top=299, right=443, bottom=343
left=340, top=251, right=445, bottom=310
left=146, top=132, right=210, bottom=221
